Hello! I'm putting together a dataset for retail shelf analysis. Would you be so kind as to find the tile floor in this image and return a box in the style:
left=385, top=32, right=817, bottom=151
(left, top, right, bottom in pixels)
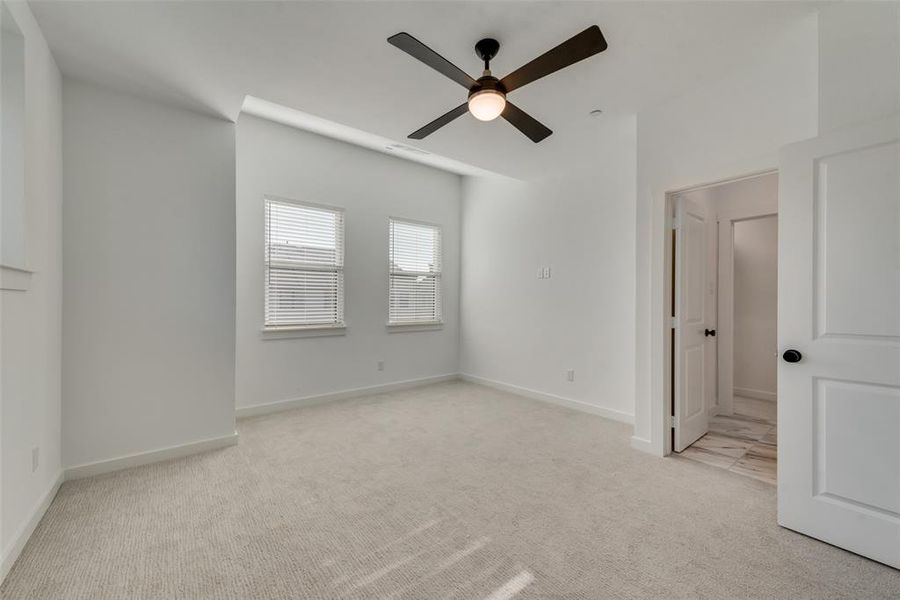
left=678, top=396, right=777, bottom=484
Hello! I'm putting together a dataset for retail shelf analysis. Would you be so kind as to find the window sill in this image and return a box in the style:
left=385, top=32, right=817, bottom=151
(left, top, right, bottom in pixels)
left=386, top=321, right=444, bottom=333
left=261, top=324, right=346, bottom=340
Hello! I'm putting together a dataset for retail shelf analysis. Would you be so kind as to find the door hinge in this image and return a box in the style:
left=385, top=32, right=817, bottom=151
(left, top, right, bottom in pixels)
left=670, top=317, right=677, bottom=329
left=671, top=218, right=679, bottom=230
left=667, top=414, right=676, bottom=429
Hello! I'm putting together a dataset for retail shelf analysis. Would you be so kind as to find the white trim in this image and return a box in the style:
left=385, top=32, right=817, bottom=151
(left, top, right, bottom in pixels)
left=1, top=470, right=63, bottom=583
left=236, top=373, right=460, bottom=418
left=64, top=432, right=238, bottom=480
left=264, top=194, right=345, bottom=214
left=261, top=324, right=346, bottom=339
left=717, top=218, right=736, bottom=417
left=734, top=387, right=777, bottom=402
left=661, top=193, right=677, bottom=457
left=0, top=264, right=33, bottom=291
left=630, top=435, right=658, bottom=455
left=386, top=321, right=443, bottom=333
left=387, top=215, right=442, bottom=230
left=460, top=374, right=635, bottom=425
left=667, top=168, right=778, bottom=196
left=717, top=209, right=778, bottom=418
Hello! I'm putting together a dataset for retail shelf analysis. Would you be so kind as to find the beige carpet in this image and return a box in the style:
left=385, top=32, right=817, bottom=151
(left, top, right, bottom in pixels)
left=3, top=381, right=898, bottom=599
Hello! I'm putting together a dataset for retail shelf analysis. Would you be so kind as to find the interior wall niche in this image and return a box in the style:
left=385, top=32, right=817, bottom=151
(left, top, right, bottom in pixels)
left=1, top=3, right=27, bottom=272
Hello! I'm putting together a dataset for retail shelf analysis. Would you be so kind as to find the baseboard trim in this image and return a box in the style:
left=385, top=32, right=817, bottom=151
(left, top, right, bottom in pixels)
left=2, top=434, right=240, bottom=582
left=630, top=435, right=658, bottom=456
left=236, top=373, right=461, bottom=418
left=1, top=470, right=64, bottom=584
left=460, top=373, right=634, bottom=425
left=734, top=387, right=776, bottom=402
left=65, top=432, right=239, bottom=481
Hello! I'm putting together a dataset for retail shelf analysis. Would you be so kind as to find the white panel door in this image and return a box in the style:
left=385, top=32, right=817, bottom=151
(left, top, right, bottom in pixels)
left=674, top=196, right=713, bottom=451
left=778, top=114, right=900, bottom=568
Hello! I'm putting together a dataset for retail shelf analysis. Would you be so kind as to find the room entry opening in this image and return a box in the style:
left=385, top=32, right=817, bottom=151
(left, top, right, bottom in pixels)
left=665, top=171, right=779, bottom=484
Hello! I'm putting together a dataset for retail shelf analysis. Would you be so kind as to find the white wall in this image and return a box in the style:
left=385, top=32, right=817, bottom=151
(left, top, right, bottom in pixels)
left=0, top=0, right=62, bottom=578
left=235, top=115, right=460, bottom=410
left=632, top=13, right=818, bottom=453
left=62, top=79, right=236, bottom=468
left=699, top=174, right=779, bottom=219
left=818, top=1, right=900, bottom=133
left=733, top=216, right=777, bottom=399
left=459, top=116, right=637, bottom=423
left=1, top=2, right=25, bottom=270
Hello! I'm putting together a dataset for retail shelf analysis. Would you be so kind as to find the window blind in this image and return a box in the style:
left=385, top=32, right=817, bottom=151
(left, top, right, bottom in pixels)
left=264, top=198, right=344, bottom=328
left=389, top=218, right=442, bottom=324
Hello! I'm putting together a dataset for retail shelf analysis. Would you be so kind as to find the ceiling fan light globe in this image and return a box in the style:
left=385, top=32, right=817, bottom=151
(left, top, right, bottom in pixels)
left=467, top=90, right=506, bottom=121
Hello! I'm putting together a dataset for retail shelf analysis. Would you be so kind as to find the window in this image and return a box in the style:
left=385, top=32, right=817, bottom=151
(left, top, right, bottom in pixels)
left=388, top=218, right=442, bottom=325
left=264, top=198, right=344, bottom=329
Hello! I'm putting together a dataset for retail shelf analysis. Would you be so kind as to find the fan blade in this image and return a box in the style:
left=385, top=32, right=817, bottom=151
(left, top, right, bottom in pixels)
left=388, top=33, right=477, bottom=89
left=500, top=26, right=607, bottom=93
left=501, top=101, right=552, bottom=143
left=408, top=103, right=469, bottom=139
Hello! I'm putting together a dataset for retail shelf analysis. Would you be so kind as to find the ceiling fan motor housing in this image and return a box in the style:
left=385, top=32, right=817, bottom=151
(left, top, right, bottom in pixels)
left=467, top=76, right=506, bottom=100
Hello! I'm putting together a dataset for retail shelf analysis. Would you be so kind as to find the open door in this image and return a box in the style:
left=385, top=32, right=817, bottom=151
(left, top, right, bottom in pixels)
left=673, top=195, right=714, bottom=451
left=778, top=114, right=900, bottom=568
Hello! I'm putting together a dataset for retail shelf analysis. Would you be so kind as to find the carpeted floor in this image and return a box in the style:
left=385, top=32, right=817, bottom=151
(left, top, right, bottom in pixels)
left=3, top=381, right=898, bottom=599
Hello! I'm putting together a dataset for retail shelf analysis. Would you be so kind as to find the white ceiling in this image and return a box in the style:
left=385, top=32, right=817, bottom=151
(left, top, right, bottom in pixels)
left=31, top=1, right=818, bottom=178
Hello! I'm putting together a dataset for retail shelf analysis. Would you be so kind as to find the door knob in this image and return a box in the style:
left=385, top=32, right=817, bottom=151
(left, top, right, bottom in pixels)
left=704, top=328, right=716, bottom=337
left=782, top=349, right=802, bottom=363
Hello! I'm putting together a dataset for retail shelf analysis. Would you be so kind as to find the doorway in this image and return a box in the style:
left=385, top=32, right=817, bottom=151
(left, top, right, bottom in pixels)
left=667, top=172, right=778, bottom=484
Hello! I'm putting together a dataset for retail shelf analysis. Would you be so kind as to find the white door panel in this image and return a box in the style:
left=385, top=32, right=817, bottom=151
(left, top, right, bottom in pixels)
left=814, top=379, right=900, bottom=516
left=815, top=141, right=900, bottom=339
left=779, top=114, right=900, bottom=568
left=674, top=196, right=713, bottom=451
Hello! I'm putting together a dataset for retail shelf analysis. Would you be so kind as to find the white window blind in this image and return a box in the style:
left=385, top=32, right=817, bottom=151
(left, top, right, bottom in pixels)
left=389, top=218, right=442, bottom=324
left=264, top=198, right=344, bottom=328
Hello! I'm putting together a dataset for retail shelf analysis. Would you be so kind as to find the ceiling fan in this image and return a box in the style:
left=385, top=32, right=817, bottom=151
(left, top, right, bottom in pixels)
left=387, top=26, right=607, bottom=143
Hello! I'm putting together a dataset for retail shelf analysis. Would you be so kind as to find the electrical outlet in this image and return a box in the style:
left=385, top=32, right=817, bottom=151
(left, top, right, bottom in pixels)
left=32, top=447, right=39, bottom=473
left=377, top=360, right=384, bottom=371
left=566, top=369, right=575, bottom=382
left=544, top=267, right=552, bottom=279
left=537, top=267, right=544, bottom=279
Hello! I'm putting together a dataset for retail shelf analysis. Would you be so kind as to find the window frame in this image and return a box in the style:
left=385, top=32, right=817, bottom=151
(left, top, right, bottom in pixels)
left=262, top=195, right=346, bottom=335
left=387, top=216, right=443, bottom=329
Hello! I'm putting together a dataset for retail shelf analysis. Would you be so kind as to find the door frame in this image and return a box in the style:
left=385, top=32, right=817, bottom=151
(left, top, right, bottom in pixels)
left=661, top=169, right=777, bottom=456
left=716, top=210, right=778, bottom=417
